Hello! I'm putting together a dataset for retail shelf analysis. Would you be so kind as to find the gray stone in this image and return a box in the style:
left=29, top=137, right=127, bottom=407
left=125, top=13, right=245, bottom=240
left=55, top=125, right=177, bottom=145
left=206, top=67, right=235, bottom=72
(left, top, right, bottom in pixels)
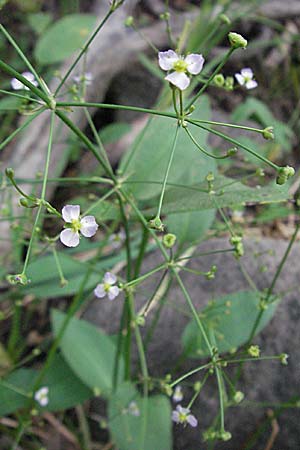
left=84, top=237, right=300, bottom=449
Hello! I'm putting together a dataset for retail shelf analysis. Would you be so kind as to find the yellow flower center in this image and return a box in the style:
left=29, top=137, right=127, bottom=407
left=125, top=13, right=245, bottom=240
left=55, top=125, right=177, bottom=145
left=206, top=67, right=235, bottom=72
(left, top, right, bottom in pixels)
left=104, top=283, right=111, bottom=292
left=173, top=59, right=188, bottom=73
left=178, top=412, right=188, bottom=423
left=71, top=218, right=81, bottom=233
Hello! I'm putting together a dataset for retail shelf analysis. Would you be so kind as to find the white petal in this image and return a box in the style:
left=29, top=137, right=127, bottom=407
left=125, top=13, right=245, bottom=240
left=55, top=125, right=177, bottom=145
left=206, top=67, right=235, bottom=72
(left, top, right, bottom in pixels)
left=235, top=73, right=245, bottom=86
left=39, top=396, right=49, bottom=406
left=22, top=72, right=38, bottom=88
left=108, top=286, right=120, bottom=300
left=241, top=67, right=253, bottom=78
left=165, top=71, right=190, bottom=90
left=187, top=414, right=198, bottom=427
left=11, top=78, right=24, bottom=90
left=172, top=411, right=180, bottom=423
left=94, top=284, right=106, bottom=298
left=104, top=272, right=117, bottom=285
left=245, top=80, right=258, bottom=89
left=158, top=50, right=179, bottom=71
left=80, top=216, right=98, bottom=237
left=185, top=53, right=205, bottom=75
left=60, top=229, right=80, bottom=247
left=62, top=205, right=80, bottom=222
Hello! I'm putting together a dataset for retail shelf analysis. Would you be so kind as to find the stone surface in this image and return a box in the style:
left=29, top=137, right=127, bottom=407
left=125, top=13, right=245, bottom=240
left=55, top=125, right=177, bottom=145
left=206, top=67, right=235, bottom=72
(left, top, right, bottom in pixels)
left=84, top=236, right=300, bottom=449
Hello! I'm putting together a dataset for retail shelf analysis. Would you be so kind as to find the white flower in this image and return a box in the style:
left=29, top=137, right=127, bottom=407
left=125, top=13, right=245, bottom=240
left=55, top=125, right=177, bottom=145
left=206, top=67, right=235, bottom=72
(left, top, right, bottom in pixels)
left=11, top=71, right=38, bottom=90
left=94, top=272, right=120, bottom=301
left=172, top=385, right=183, bottom=402
left=172, top=405, right=198, bottom=427
left=158, top=50, right=205, bottom=91
left=127, top=401, right=140, bottom=416
left=235, top=68, right=257, bottom=90
left=73, top=72, right=93, bottom=86
left=34, top=386, right=49, bottom=407
left=59, top=205, right=98, bottom=247
left=109, top=229, right=126, bottom=249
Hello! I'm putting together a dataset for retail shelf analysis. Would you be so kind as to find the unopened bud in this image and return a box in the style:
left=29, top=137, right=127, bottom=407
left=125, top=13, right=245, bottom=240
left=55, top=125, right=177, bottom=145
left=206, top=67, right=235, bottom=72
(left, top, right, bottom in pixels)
left=219, top=13, right=231, bottom=24
left=163, top=233, right=176, bottom=248
left=280, top=353, right=289, bottom=365
left=124, top=16, right=134, bottom=27
left=149, top=216, right=164, bottom=231
left=262, top=126, right=274, bottom=140
left=248, top=345, right=260, bottom=357
left=224, top=76, right=234, bottom=91
left=213, top=74, right=225, bottom=87
left=233, top=391, right=244, bottom=403
left=5, top=167, right=14, bottom=179
left=228, top=32, right=247, bottom=49
left=276, top=165, right=295, bottom=185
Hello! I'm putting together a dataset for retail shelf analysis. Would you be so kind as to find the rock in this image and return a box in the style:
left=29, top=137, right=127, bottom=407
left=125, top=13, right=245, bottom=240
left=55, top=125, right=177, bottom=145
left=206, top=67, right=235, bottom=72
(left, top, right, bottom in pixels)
left=84, top=236, right=300, bottom=449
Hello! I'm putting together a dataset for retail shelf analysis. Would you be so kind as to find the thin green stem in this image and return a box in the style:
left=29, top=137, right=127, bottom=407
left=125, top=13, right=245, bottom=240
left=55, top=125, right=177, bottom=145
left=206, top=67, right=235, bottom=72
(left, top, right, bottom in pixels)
left=133, top=227, right=149, bottom=279
left=0, top=24, right=49, bottom=96
left=57, top=101, right=177, bottom=120
left=170, top=363, right=210, bottom=387
left=185, top=126, right=229, bottom=160
left=186, top=48, right=234, bottom=110
left=190, top=118, right=264, bottom=134
left=54, top=7, right=115, bottom=95
left=188, top=120, right=280, bottom=170
left=21, top=111, right=55, bottom=276
left=0, top=88, right=41, bottom=103
left=156, top=124, right=180, bottom=218
left=125, top=263, right=167, bottom=288
left=0, top=108, right=45, bottom=152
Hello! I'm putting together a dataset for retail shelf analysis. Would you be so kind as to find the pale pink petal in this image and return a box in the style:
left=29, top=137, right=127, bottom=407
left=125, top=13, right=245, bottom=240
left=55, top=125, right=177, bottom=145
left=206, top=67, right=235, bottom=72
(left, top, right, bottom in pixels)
left=80, top=216, right=98, bottom=237
left=172, top=411, right=180, bottom=423
left=158, top=50, right=179, bottom=71
left=165, top=71, right=190, bottom=90
left=235, top=73, right=245, bottom=85
left=245, top=80, right=258, bottom=89
left=39, top=396, right=48, bottom=406
left=62, top=205, right=80, bottom=223
left=94, top=284, right=106, bottom=298
left=104, top=272, right=117, bottom=285
left=187, top=414, right=198, bottom=427
left=241, top=68, right=253, bottom=78
left=185, top=53, right=205, bottom=75
left=173, top=386, right=183, bottom=402
left=11, top=78, right=24, bottom=90
left=108, top=285, right=120, bottom=300
left=60, top=229, right=80, bottom=247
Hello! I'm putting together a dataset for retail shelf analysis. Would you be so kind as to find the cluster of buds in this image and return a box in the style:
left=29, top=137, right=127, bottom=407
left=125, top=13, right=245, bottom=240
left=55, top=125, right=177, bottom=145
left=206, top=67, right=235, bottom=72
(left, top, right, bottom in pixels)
left=230, top=235, right=244, bottom=258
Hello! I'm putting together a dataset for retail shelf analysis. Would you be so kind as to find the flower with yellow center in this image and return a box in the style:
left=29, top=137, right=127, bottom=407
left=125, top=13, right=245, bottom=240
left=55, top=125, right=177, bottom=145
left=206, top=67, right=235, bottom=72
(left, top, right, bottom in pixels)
left=172, top=405, right=198, bottom=427
left=94, top=272, right=120, bottom=301
left=158, top=49, right=205, bottom=91
left=60, top=205, right=98, bottom=247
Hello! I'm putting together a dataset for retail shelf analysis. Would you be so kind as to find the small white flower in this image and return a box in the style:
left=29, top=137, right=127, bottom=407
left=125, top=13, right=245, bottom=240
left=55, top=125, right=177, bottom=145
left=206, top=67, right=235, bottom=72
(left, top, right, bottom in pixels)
left=94, top=272, right=120, bottom=301
left=34, top=386, right=49, bottom=407
left=172, top=385, right=183, bottom=402
left=11, top=71, right=38, bottom=90
left=235, top=68, right=257, bottom=90
left=158, top=50, right=205, bottom=91
left=172, top=405, right=198, bottom=427
left=109, top=229, right=126, bottom=249
left=127, top=401, right=140, bottom=417
left=59, top=205, right=98, bottom=248
left=73, top=72, right=93, bottom=86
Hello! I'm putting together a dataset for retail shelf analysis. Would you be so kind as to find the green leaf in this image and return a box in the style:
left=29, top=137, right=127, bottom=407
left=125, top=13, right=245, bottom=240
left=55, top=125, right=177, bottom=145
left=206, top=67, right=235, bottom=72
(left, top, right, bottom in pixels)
left=120, top=96, right=215, bottom=201
left=144, top=176, right=291, bottom=216
left=51, top=310, right=124, bottom=397
left=99, top=122, right=132, bottom=145
left=34, top=14, right=96, bottom=65
left=0, top=96, right=22, bottom=112
left=27, top=12, right=52, bottom=34
left=108, top=382, right=172, bottom=450
left=182, top=290, right=278, bottom=358
left=0, top=355, right=92, bottom=416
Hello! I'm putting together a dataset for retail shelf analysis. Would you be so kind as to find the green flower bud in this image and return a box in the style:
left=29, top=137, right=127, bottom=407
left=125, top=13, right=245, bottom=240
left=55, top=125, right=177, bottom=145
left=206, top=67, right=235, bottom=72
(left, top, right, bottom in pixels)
left=219, top=13, right=231, bottom=25
left=93, top=387, right=101, bottom=397
left=255, top=168, right=265, bottom=177
left=5, top=167, right=14, bottom=179
left=224, top=76, right=234, bottom=91
left=206, top=172, right=215, bottom=182
left=280, top=353, right=289, bottom=365
left=163, top=233, right=177, bottom=248
left=136, top=315, right=145, bottom=326
left=262, top=126, right=274, bottom=140
left=7, top=273, right=30, bottom=285
left=230, top=235, right=244, bottom=258
left=227, top=147, right=238, bottom=156
left=19, top=197, right=30, bottom=207
left=124, top=16, right=134, bottom=27
left=149, top=217, right=164, bottom=231
left=213, top=74, right=225, bottom=87
left=248, top=345, right=260, bottom=357
left=228, top=32, right=248, bottom=49
left=276, top=165, right=295, bottom=185
left=32, top=348, right=41, bottom=356
left=233, top=391, right=244, bottom=404
left=160, top=12, right=170, bottom=20
left=220, top=430, right=232, bottom=441
left=194, top=381, right=202, bottom=392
